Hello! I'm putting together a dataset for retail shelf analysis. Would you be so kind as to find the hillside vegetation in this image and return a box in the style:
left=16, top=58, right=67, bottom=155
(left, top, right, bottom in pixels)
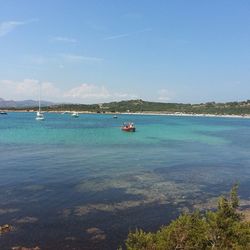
left=3, top=99, right=250, bottom=115
left=44, top=99, right=250, bottom=115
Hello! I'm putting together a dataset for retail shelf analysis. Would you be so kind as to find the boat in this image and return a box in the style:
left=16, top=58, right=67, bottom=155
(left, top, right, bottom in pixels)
left=36, top=84, right=45, bottom=121
left=113, top=115, right=118, bottom=119
left=36, top=111, right=44, bottom=120
left=0, top=111, right=7, bottom=115
left=121, top=122, right=136, bottom=132
left=71, top=111, right=79, bottom=118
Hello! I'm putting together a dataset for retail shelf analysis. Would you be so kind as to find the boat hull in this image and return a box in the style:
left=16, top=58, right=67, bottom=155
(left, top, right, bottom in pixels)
left=71, top=112, right=79, bottom=117
left=36, top=116, right=44, bottom=121
left=122, top=127, right=136, bottom=132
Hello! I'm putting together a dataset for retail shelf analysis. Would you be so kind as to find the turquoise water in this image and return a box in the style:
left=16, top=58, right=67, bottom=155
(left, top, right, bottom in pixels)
left=0, top=113, right=231, bottom=145
left=0, top=112, right=250, bottom=249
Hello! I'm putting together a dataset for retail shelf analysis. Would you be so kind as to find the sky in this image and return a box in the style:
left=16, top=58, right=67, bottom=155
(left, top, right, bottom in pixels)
left=0, top=0, right=249, bottom=104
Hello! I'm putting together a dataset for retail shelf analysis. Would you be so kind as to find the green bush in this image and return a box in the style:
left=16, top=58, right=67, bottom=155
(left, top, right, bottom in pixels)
left=125, top=185, right=250, bottom=250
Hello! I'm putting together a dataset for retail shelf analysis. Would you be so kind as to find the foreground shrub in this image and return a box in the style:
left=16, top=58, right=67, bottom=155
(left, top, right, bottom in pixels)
left=125, top=185, right=250, bottom=250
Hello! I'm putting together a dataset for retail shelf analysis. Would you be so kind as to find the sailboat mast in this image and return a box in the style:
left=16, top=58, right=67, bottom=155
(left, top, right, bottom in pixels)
left=36, top=83, right=45, bottom=120
left=39, top=83, right=41, bottom=112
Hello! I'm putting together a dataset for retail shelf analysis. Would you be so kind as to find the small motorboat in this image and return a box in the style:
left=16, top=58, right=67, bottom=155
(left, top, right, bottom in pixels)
left=113, top=115, right=118, bottom=119
left=0, top=111, right=7, bottom=115
left=122, top=122, right=136, bottom=132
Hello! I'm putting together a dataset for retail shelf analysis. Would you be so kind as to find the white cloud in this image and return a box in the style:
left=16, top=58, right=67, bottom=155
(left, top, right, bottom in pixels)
left=64, top=84, right=137, bottom=103
left=0, top=79, right=62, bottom=100
left=104, top=28, right=152, bottom=41
left=104, top=33, right=131, bottom=40
left=0, top=79, right=39, bottom=99
left=60, top=54, right=103, bottom=63
left=22, top=53, right=103, bottom=67
left=25, top=55, right=49, bottom=65
left=0, top=79, right=137, bottom=103
left=64, top=83, right=111, bottom=99
left=157, top=89, right=173, bottom=102
left=0, top=21, right=25, bottom=37
left=0, top=19, right=37, bottom=37
left=15, top=79, right=39, bottom=96
left=52, top=36, right=77, bottom=43
left=113, top=92, right=138, bottom=99
left=41, top=81, right=62, bottom=98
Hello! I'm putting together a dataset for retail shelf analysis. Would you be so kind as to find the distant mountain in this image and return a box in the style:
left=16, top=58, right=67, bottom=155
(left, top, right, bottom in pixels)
left=0, top=98, right=54, bottom=108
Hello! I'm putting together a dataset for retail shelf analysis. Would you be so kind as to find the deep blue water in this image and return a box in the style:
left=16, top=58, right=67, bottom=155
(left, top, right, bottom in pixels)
left=0, top=112, right=250, bottom=249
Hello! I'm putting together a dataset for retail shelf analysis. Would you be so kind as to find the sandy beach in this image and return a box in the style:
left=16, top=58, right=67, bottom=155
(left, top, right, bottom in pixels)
left=2, top=109, right=250, bottom=119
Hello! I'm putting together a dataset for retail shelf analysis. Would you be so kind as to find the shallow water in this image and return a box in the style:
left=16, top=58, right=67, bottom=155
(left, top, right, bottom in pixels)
left=0, top=113, right=250, bottom=249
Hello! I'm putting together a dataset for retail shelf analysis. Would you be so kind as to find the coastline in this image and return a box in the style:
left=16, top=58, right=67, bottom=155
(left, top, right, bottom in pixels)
left=2, top=109, right=250, bottom=119
left=120, top=112, right=250, bottom=119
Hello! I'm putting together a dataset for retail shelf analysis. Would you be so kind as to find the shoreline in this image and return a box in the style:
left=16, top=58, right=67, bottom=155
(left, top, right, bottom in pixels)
left=120, top=112, right=250, bottom=119
left=2, top=110, right=250, bottom=119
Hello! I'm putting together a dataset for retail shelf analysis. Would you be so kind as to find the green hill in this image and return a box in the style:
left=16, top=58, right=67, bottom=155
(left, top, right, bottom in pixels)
left=4, top=99, right=250, bottom=115
left=48, top=99, right=250, bottom=115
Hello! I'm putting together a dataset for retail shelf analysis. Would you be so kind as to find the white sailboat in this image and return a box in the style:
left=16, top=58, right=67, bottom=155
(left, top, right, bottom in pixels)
left=36, top=84, right=45, bottom=121
left=71, top=111, right=79, bottom=118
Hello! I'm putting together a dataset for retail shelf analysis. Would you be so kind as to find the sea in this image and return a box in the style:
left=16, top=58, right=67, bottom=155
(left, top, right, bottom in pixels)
left=0, top=112, right=250, bottom=249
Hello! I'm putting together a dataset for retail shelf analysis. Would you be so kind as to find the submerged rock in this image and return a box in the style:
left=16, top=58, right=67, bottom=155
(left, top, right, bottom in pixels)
left=15, top=216, right=38, bottom=224
left=91, top=234, right=106, bottom=241
left=86, top=227, right=104, bottom=235
left=65, top=236, right=77, bottom=241
left=0, top=208, right=19, bottom=215
left=0, top=224, right=12, bottom=234
left=86, top=227, right=106, bottom=241
left=12, top=247, right=40, bottom=250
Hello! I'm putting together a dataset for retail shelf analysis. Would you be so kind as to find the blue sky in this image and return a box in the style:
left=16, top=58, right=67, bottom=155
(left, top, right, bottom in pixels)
left=0, top=0, right=249, bottom=103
